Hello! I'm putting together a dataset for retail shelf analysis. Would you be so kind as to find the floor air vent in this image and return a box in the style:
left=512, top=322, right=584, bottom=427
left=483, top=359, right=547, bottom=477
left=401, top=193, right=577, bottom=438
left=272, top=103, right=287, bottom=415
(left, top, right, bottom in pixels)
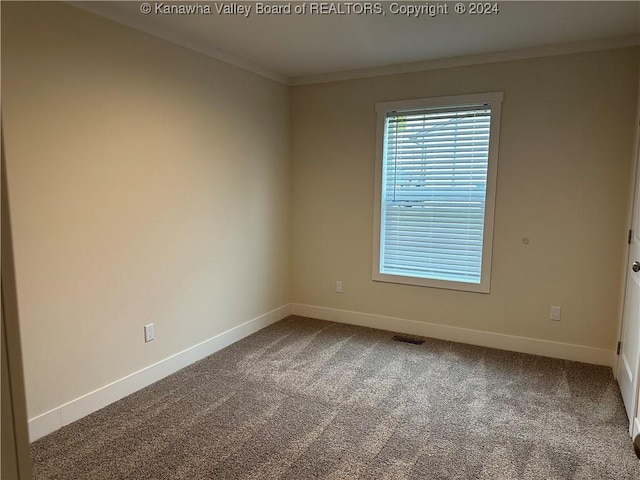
left=392, top=335, right=425, bottom=345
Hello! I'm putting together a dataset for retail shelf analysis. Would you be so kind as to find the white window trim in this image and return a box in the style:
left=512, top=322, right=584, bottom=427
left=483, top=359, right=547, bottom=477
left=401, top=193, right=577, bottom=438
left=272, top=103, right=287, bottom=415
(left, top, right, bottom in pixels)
left=372, top=92, right=503, bottom=293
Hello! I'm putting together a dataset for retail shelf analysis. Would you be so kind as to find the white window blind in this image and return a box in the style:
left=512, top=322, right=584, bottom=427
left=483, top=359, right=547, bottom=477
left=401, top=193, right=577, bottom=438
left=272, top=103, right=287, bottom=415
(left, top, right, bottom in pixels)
left=374, top=93, right=502, bottom=292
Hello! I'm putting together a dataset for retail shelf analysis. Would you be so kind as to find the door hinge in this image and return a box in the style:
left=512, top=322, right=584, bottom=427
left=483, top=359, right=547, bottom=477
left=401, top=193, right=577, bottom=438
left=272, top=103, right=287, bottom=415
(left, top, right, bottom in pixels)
left=617, top=341, right=622, bottom=355
left=629, top=230, right=633, bottom=244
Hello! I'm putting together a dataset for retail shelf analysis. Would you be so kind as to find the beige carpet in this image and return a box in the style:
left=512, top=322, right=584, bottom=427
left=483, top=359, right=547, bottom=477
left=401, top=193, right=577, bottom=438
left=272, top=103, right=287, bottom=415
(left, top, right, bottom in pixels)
left=32, top=316, right=640, bottom=479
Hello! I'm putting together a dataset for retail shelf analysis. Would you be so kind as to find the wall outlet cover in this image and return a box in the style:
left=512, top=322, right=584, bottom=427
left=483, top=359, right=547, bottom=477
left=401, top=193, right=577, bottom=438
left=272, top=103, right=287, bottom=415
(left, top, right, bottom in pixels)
left=144, top=323, right=155, bottom=342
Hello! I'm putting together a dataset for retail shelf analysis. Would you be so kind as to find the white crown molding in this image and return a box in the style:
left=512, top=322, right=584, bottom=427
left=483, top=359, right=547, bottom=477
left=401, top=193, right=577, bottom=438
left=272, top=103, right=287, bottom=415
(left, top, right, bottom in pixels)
left=291, top=35, right=640, bottom=86
left=185, top=45, right=290, bottom=85
left=68, top=3, right=638, bottom=88
left=68, top=1, right=289, bottom=85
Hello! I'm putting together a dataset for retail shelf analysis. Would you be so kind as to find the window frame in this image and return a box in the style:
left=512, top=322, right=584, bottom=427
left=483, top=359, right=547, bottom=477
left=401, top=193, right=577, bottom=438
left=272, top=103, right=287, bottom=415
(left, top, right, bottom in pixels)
left=372, top=92, right=503, bottom=293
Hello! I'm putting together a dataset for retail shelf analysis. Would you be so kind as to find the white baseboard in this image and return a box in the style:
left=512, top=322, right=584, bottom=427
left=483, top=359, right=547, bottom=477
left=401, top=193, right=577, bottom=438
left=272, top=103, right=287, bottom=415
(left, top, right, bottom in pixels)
left=29, top=302, right=617, bottom=442
left=290, top=304, right=617, bottom=368
left=28, top=305, right=291, bottom=442
left=633, top=417, right=640, bottom=439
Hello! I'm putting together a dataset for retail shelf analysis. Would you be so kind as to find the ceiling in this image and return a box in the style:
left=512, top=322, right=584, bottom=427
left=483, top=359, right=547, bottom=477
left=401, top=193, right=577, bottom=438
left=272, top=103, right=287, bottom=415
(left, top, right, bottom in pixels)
left=72, top=1, right=640, bottom=84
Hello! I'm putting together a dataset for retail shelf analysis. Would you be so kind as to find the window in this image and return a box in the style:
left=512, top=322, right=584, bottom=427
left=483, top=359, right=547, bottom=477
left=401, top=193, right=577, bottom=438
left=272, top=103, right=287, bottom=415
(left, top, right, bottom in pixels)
left=373, top=92, right=503, bottom=293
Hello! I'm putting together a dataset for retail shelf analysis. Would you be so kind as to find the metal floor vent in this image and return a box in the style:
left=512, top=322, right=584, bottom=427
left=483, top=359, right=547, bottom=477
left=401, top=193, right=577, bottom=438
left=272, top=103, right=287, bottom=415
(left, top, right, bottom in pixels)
left=391, top=335, right=425, bottom=345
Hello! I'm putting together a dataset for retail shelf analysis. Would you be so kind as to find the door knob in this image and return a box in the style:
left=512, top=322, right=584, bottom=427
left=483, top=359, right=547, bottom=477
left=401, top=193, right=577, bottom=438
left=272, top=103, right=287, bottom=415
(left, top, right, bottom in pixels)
left=633, top=261, right=640, bottom=273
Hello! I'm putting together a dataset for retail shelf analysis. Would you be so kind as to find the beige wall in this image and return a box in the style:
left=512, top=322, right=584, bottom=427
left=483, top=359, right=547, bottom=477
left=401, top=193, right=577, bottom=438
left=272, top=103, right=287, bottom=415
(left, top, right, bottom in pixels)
left=2, top=2, right=290, bottom=419
left=291, top=48, right=639, bottom=350
left=3, top=0, right=639, bottom=428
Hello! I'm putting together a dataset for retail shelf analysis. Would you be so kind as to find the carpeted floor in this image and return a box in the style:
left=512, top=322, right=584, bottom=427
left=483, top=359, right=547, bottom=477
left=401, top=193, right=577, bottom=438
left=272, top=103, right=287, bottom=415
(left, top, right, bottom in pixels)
left=32, top=316, right=640, bottom=479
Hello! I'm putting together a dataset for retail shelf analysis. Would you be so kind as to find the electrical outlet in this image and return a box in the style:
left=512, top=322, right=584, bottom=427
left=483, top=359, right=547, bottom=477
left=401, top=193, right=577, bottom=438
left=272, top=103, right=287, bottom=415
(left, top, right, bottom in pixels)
left=550, top=306, right=561, bottom=321
left=144, top=323, right=155, bottom=342
left=335, top=280, right=343, bottom=294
